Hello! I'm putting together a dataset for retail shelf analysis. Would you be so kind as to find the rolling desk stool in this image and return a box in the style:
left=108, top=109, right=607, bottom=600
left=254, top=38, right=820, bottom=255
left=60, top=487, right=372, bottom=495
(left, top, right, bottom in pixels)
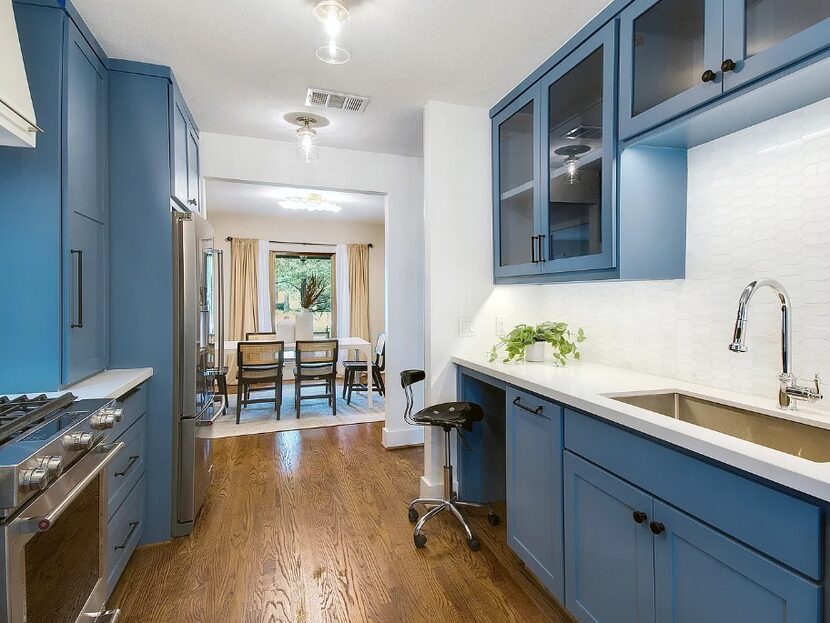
left=402, top=370, right=500, bottom=551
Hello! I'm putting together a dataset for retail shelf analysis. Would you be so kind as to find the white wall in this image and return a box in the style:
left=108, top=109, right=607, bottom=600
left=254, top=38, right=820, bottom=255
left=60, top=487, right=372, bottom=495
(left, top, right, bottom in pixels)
left=423, top=96, right=830, bottom=490
left=201, top=133, right=425, bottom=447
left=208, top=213, right=386, bottom=341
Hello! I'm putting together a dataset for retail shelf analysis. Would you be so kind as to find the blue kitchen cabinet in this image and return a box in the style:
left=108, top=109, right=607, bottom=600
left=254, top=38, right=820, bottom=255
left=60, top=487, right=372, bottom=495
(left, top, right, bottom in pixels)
left=563, top=452, right=656, bottom=623
left=722, top=0, right=830, bottom=91
left=0, top=3, right=109, bottom=392
left=619, top=0, right=725, bottom=139
left=539, top=23, right=617, bottom=275
left=492, top=85, right=543, bottom=279
left=505, top=389, right=565, bottom=601
left=653, top=501, right=820, bottom=623
left=170, top=85, right=201, bottom=212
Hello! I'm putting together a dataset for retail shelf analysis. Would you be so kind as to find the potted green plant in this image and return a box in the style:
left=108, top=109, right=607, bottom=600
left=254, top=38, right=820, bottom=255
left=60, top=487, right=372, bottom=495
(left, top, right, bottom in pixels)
left=489, top=321, right=586, bottom=364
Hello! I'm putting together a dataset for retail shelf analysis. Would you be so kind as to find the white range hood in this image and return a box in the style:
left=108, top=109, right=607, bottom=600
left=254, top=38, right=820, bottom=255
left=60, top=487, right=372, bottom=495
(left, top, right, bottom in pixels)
left=0, top=0, right=39, bottom=148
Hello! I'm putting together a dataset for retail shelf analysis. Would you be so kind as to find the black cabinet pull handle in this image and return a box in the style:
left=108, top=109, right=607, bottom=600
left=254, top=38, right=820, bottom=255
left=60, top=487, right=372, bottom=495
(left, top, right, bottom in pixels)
left=114, top=455, right=140, bottom=478
left=114, top=521, right=140, bottom=551
left=188, top=198, right=198, bottom=206
left=513, top=396, right=543, bottom=415
left=538, top=234, right=546, bottom=262
left=649, top=521, right=665, bottom=535
left=632, top=510, right=647, bottom=524
left=721, top=58, right=737, bottom=73
left=701, top=69, right=717, bottom=83
left=70, top=249, right=84, bottom=328
left=530, top=236, right=538, bottom=263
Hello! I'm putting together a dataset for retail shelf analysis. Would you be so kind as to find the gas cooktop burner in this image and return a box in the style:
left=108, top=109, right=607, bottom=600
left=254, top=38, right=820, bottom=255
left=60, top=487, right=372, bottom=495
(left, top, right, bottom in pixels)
left=0, top=393, right=76, bottom=445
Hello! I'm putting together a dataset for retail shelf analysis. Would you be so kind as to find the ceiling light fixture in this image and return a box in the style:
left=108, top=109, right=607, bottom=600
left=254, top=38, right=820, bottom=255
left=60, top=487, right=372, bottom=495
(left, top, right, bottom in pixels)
left=279, top=193, right=342, bottom=213
left=295, top=116, right=319, bottom=163
left=314, top=0, right=351, bottom=64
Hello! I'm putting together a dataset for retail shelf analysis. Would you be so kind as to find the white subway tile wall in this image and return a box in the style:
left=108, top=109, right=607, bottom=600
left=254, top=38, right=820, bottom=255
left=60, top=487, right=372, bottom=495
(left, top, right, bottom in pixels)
left=480, top=97, right=830, bottom=411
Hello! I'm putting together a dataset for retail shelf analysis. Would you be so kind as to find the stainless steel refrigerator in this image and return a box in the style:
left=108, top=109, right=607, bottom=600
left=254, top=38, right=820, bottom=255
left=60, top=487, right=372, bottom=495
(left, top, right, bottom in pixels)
left=171, top=211, right=224, bottom=537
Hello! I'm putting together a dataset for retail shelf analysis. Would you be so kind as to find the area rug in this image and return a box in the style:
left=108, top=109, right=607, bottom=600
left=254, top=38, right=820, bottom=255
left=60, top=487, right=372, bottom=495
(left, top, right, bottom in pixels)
left=207, top=386, right=385, bottom=439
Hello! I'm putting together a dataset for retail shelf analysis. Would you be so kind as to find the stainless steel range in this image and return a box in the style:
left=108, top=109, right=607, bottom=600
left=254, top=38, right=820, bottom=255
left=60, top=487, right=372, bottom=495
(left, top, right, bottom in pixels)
left=0, top=393, right=125, bottom=623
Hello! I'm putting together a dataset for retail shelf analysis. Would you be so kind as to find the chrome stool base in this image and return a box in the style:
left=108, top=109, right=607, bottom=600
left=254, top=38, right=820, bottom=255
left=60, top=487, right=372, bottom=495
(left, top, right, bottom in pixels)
left=407, top=429, right=500, bottom=551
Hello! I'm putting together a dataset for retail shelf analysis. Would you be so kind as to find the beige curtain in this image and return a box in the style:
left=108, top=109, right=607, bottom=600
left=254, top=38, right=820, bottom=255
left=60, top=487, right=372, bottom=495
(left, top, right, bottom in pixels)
left=348, top=244, right=370, bottom=355
left=228, top=238, right=260, bottom=380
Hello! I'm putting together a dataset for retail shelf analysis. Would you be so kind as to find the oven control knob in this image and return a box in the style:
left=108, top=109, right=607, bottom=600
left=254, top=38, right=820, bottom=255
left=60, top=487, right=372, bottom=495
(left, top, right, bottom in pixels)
left=19, top=467, right=49, bottom=493
left=62, top=432, right=94, bottom=451
left=100, top=406, right=124, bottom=422
left=90, top=411, right=118, bottom=430
left=37, top=455, right=64, bottom=478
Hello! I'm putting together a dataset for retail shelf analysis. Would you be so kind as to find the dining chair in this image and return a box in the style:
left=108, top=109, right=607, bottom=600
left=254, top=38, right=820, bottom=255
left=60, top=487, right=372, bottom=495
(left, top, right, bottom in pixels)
left=243, top=333, right=278, bottom=400
left=343, top=333, right=386, bottom=405
left=236, top=340, right=285, bottom=423
left=294, top=340, right=339, bottom=418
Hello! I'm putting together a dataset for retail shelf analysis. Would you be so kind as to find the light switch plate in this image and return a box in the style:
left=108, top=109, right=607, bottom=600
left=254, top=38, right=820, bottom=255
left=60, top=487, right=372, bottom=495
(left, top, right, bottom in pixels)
left=495, top=316, right=508, bottom=338
left=458, top=316, right=476, bottom=338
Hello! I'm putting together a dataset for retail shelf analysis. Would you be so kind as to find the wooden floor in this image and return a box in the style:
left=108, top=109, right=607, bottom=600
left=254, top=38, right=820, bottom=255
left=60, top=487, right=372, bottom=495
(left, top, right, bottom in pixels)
left=109, top=423, right=573, bottom=623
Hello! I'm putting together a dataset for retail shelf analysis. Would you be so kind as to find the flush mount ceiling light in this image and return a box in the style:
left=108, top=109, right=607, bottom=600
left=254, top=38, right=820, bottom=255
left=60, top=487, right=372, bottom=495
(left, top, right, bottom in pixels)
left=555, top=145, right=591, bottom=185
left=314, top=0, right=351, bottom=64
left=279, top=193, right=342, bottom=213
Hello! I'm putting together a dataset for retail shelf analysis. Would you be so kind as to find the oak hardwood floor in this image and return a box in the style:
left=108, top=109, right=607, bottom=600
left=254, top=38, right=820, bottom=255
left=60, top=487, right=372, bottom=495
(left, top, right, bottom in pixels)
left=109, top=423, right=573, bottom=623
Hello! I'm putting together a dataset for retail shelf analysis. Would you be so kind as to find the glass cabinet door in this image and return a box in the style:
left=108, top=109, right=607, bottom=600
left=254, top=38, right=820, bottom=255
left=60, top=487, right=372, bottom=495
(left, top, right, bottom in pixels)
left=619, top=0, right=724, bottom=139
left=493, top=85, right=542, bottom=278
left=723, top=0, right=830, bottom=90
left=540, top=23, right=616, bottom=274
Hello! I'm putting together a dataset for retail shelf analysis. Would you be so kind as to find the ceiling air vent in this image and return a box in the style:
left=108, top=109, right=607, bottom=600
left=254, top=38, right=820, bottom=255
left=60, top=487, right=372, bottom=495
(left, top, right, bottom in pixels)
left=305, top=88, right=370, bottom=114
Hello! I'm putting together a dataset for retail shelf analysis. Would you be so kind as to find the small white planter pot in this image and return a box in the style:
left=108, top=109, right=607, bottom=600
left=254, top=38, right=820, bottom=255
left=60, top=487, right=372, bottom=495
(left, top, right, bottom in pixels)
left=525, top=342, right=545, bottom=362
left=295, top=309, right=314, bottom=340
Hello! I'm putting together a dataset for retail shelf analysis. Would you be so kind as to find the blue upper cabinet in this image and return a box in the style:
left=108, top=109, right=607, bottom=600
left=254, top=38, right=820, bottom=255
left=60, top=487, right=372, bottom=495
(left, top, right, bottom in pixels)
left=619, top=0, right=725, bottom=140
left=493, top=85, right=543, bottom=279
left=540, top=24, right=617, bottom=275
left=170, top=85, right=201, bottom=212
left=722, top=0, right=830, bottom=91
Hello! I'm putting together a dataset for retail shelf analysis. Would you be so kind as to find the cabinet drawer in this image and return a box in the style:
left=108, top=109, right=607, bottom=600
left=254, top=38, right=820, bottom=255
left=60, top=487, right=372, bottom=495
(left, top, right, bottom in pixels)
left=108, top=383, right=147, bottom=441
left=107, top=476, right=145, bottom=595
left=107, top=415, right=146, bottom=519
left=564, top=409, right=823, bottom=580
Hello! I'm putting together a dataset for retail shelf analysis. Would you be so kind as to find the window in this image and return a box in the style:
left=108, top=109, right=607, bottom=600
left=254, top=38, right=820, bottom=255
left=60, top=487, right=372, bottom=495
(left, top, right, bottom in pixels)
left=272, top=253, right=335, bottom=337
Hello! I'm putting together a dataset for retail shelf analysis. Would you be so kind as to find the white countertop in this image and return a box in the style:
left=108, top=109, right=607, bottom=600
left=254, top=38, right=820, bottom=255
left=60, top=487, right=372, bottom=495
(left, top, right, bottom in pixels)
left=4, top=368, right=153, bottom=401
left=452, top=354, right=830, bottom=503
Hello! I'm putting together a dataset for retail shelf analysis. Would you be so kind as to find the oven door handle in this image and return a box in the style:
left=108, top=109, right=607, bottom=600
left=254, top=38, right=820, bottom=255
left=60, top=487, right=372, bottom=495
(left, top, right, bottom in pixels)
left=17, top=442, right=125, bottom=535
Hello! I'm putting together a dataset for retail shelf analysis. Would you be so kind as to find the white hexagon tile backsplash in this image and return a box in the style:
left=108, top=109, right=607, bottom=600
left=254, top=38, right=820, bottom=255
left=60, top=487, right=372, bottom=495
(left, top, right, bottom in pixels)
left=488, top=96, right=830, bottom=411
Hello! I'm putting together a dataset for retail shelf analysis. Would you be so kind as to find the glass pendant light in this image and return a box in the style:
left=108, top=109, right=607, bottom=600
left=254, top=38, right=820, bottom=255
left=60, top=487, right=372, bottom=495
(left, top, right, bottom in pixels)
left=296, top=117, right=319, bottom=163
left=554, top=145, right=591, bottom=185
left=314, top=0, right=351, bottom=64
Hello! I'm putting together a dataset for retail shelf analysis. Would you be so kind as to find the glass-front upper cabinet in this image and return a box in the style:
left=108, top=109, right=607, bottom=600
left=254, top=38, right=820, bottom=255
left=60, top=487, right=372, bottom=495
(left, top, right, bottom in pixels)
left=723, top=0, right=830, bottom=90
left=493, top=84, right=542, bottom=278
left=619, top=0, right=725, bottom=138
left=540, top=23, right=617, bottom=274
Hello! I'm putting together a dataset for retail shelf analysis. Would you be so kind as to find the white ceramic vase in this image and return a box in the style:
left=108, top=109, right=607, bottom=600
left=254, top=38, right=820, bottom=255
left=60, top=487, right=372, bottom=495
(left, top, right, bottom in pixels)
left=525, top=341, right=545, bottom=362
left=295, top=309, right=314, bottom=340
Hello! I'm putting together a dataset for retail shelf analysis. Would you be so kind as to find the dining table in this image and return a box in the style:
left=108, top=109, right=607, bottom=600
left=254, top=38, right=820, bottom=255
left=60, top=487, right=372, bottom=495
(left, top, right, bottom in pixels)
left=223, top=336, right=375, bottom=407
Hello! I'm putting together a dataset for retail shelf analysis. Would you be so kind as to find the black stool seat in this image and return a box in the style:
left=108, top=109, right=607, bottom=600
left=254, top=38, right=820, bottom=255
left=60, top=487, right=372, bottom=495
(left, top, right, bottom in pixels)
left=412, top=401, right=484, bottom=432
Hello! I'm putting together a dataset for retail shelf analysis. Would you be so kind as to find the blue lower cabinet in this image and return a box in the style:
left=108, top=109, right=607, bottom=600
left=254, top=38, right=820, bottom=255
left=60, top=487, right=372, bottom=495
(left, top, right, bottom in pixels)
left=107, top=416, right=146, bottom=518
left=107, top=476, right=146, bottom=595
left=563, top=452, right=656, bottom=623
left=653, top=501, right=820, bottom=623
left=506, top=389, right=564, bottom=601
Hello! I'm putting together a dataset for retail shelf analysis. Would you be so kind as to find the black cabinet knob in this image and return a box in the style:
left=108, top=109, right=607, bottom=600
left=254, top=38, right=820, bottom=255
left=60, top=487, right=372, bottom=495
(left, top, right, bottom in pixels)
left=701, top=69, right=717, bottom=83
left=721, top=58, right=737, bottom=72
left=632, top=510, right=647, bottom=524
left=649, top=521, right=665, bottom=535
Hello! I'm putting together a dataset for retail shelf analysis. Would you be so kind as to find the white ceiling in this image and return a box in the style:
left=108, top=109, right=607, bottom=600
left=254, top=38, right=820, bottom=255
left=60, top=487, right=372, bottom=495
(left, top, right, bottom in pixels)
left=206, top=179, right=385, bottom=223
left=74, top=0, right=613, bottom=157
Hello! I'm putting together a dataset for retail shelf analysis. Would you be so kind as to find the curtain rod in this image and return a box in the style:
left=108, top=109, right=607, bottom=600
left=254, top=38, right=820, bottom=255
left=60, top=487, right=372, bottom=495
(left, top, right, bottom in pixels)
left=225, top=237, right=373, bottom=248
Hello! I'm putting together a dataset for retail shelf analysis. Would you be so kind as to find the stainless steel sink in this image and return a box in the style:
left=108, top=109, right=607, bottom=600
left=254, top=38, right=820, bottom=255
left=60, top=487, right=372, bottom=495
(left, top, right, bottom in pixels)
left=609, top=392, right=830, bottom=462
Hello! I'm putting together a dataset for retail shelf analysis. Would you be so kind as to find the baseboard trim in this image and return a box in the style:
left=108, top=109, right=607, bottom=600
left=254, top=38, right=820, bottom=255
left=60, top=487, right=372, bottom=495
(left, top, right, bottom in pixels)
left=382, top=426, right=424, bottom=448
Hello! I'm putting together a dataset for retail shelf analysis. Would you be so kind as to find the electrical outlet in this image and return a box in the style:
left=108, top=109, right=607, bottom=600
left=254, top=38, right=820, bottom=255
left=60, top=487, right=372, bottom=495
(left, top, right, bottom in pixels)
left=495, top=316, right=508, bottom=337
left=458, top=316, right=476, bottom=338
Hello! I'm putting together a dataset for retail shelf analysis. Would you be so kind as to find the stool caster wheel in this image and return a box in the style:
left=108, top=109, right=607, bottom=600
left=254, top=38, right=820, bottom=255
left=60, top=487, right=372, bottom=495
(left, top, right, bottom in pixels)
left=488, top=513, right=501, bottom=526
left=414, top=533, right=427, bottom=549
left=467, top=537, right=481, bottom=552
left=408, top=508, right=419, bottom=523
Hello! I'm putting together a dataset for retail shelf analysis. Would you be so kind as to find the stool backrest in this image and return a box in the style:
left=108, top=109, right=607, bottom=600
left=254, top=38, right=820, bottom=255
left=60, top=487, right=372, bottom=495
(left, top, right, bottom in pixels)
left=400, top=370, right=425, bottom=424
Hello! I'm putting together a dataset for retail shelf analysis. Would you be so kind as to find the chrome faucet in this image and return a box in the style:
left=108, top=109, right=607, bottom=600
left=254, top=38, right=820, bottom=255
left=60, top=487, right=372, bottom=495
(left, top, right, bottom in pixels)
left=729, top=279, right=822, bottom=410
